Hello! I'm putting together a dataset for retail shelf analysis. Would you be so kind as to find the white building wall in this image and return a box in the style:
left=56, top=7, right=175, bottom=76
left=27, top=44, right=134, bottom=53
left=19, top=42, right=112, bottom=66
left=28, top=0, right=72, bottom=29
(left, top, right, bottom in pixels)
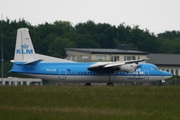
left=0, top=78, right=42, bottom=86
left=66, top=50, right=148, bottom=62
left=66, top=51, right=91, bottom=61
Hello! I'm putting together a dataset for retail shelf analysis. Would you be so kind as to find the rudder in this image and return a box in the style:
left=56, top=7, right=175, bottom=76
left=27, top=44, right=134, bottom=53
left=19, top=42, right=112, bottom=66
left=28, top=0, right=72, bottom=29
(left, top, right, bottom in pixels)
left=14, top=28, right=37, bottom=62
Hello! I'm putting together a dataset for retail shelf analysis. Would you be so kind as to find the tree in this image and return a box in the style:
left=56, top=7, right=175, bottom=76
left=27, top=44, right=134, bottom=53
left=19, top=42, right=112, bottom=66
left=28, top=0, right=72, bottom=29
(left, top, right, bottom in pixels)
left=75, top=21, right=117, bottom=48
left=158, top=30, right=180, bottom=40
left=48, top=37, right=76, bottom=57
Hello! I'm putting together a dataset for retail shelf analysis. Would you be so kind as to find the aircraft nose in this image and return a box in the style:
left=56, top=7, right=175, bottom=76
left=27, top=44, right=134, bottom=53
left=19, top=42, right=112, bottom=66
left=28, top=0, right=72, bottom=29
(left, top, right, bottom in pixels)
left=162, top=71, right=173, bottom=79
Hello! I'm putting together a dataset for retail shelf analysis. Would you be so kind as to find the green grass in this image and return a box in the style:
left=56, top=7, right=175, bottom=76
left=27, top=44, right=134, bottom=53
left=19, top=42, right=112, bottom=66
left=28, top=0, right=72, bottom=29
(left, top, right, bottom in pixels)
left=0, top=86, right=180, bottom=120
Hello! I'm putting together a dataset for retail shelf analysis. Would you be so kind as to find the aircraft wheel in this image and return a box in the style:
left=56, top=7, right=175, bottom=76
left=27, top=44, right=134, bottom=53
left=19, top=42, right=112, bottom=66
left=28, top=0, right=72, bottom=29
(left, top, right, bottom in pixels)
left=107, top=82, right=114, bottom=86
left=85, top=83, right=92, bottom=86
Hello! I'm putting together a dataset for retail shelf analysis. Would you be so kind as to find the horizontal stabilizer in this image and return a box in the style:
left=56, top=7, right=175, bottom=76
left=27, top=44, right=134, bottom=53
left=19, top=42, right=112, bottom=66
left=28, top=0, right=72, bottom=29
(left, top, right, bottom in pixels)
left=23, top=59, right=43, bottom=65
left=10, top=60, right=14, bottom=63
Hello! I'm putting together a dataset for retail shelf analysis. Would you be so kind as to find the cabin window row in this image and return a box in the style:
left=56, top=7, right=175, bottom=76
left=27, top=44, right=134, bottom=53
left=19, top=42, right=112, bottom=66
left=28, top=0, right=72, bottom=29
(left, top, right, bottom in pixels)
left=76, top=72, right=137, bottom=75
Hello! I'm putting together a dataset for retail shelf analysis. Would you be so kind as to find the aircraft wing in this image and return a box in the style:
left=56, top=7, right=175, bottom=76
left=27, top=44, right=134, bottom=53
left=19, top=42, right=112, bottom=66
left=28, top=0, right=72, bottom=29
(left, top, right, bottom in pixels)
left=122, top=58, right=149, bottom=64
left=88, top=58, right=149, bottom=73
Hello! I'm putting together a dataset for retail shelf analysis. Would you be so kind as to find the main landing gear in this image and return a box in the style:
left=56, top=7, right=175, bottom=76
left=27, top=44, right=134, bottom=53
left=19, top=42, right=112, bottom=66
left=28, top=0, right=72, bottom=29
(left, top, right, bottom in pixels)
left=84, top=72, right=118, bottom=86
left=107, top=82, right=114, bottom=86
left=106, top=72, right=117, bottom=86
left=85, top=82, right=92, bottom=86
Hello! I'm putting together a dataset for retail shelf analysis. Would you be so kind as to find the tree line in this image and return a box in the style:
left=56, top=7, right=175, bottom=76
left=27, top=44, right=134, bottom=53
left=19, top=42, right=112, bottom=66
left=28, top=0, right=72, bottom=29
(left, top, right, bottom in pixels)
left=0, top=18, right=180, bottom=62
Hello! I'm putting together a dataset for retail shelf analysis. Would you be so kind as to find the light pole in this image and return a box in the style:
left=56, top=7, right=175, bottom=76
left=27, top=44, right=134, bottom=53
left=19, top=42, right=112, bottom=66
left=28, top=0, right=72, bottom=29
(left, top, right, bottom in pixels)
left=1, top=34, right=3, bottom=84
left=1, top=14, right=4, bottom=85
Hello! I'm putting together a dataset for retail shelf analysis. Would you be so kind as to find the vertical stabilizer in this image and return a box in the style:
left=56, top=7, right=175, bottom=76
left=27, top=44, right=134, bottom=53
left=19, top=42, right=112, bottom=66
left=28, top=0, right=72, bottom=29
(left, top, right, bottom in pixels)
left=14, top=28, right=37, bottom=62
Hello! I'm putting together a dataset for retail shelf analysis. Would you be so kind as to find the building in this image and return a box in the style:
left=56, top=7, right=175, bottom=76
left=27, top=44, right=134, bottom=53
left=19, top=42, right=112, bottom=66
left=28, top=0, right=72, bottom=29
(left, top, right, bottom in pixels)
left=64, top=48, right=180, bottom=76
left=65, top=48, right=149, bottom=62
left=0, top=77, right=42, bottom=86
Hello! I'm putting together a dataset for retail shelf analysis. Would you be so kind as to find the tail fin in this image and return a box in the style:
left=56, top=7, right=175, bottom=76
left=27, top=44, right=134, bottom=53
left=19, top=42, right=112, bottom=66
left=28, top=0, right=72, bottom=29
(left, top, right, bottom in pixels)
left=12, top=28, right=75, bottom=64
left=14, top=28, right=37, bottom=62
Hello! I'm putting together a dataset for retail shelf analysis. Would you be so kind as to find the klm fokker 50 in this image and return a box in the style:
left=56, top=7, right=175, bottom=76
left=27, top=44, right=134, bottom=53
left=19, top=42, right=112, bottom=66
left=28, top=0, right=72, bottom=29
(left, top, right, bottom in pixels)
left=10, top=28, right=172, bottom=85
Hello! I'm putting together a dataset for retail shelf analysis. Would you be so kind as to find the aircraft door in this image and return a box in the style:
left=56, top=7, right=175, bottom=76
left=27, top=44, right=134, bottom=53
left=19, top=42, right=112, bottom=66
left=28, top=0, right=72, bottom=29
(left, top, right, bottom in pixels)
left=59, top=69, right=67, bottom=80
left=144, top=70, right=149, bottom=80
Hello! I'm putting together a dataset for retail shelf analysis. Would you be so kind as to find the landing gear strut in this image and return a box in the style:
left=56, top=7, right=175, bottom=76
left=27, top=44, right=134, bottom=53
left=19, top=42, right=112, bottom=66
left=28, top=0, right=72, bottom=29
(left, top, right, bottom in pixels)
left=158, top=81, right=163, bottom=86
left=106, top=72, right=117, bottom=86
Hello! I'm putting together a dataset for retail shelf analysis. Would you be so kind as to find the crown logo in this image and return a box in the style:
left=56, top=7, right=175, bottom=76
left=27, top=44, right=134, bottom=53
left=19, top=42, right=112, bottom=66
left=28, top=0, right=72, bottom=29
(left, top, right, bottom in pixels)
left=21, top=44, right=29, bottom=49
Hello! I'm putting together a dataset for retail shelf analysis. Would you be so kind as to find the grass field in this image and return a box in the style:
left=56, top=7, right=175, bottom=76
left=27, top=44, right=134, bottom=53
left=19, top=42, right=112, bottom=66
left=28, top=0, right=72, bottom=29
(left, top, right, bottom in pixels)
left=0, top=86, right=180, bottom=120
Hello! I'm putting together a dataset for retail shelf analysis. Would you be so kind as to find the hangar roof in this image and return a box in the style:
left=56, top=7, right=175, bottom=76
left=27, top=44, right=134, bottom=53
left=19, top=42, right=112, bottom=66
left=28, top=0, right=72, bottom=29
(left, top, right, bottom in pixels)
left=148, top=54, right=180, bottom=66
left=65, top=48, right=149, bottom=55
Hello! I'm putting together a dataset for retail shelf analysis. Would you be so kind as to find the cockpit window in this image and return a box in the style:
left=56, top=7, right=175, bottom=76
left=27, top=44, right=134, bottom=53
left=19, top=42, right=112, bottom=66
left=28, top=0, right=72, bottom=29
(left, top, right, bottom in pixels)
left=153, top=67, right=159, bottom=70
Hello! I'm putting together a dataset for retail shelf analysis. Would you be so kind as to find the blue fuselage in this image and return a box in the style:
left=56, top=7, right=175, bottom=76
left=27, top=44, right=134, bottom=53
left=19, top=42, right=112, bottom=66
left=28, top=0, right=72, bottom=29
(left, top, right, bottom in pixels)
left=10, top=62, right=172, bottom=83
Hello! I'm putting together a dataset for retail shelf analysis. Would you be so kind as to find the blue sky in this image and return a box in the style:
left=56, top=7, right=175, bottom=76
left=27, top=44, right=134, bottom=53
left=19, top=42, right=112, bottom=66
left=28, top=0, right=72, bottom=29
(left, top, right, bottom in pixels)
left=1, top=0, right=180, bottom=34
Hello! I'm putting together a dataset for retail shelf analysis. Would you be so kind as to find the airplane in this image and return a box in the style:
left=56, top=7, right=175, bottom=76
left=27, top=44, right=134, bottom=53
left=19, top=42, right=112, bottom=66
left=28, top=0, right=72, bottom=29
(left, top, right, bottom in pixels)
left=10, top=28, right=172, bottom=86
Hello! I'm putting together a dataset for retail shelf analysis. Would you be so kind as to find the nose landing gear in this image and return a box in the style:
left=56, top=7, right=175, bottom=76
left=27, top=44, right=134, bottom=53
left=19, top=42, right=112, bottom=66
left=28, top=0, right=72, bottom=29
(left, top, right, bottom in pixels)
left=158, top=80, right=165, bottom=86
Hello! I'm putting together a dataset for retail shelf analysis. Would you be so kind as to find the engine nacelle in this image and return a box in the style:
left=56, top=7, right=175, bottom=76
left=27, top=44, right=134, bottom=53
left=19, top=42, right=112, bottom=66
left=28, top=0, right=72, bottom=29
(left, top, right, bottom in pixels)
left=119, top=63, right=138, bottom=73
